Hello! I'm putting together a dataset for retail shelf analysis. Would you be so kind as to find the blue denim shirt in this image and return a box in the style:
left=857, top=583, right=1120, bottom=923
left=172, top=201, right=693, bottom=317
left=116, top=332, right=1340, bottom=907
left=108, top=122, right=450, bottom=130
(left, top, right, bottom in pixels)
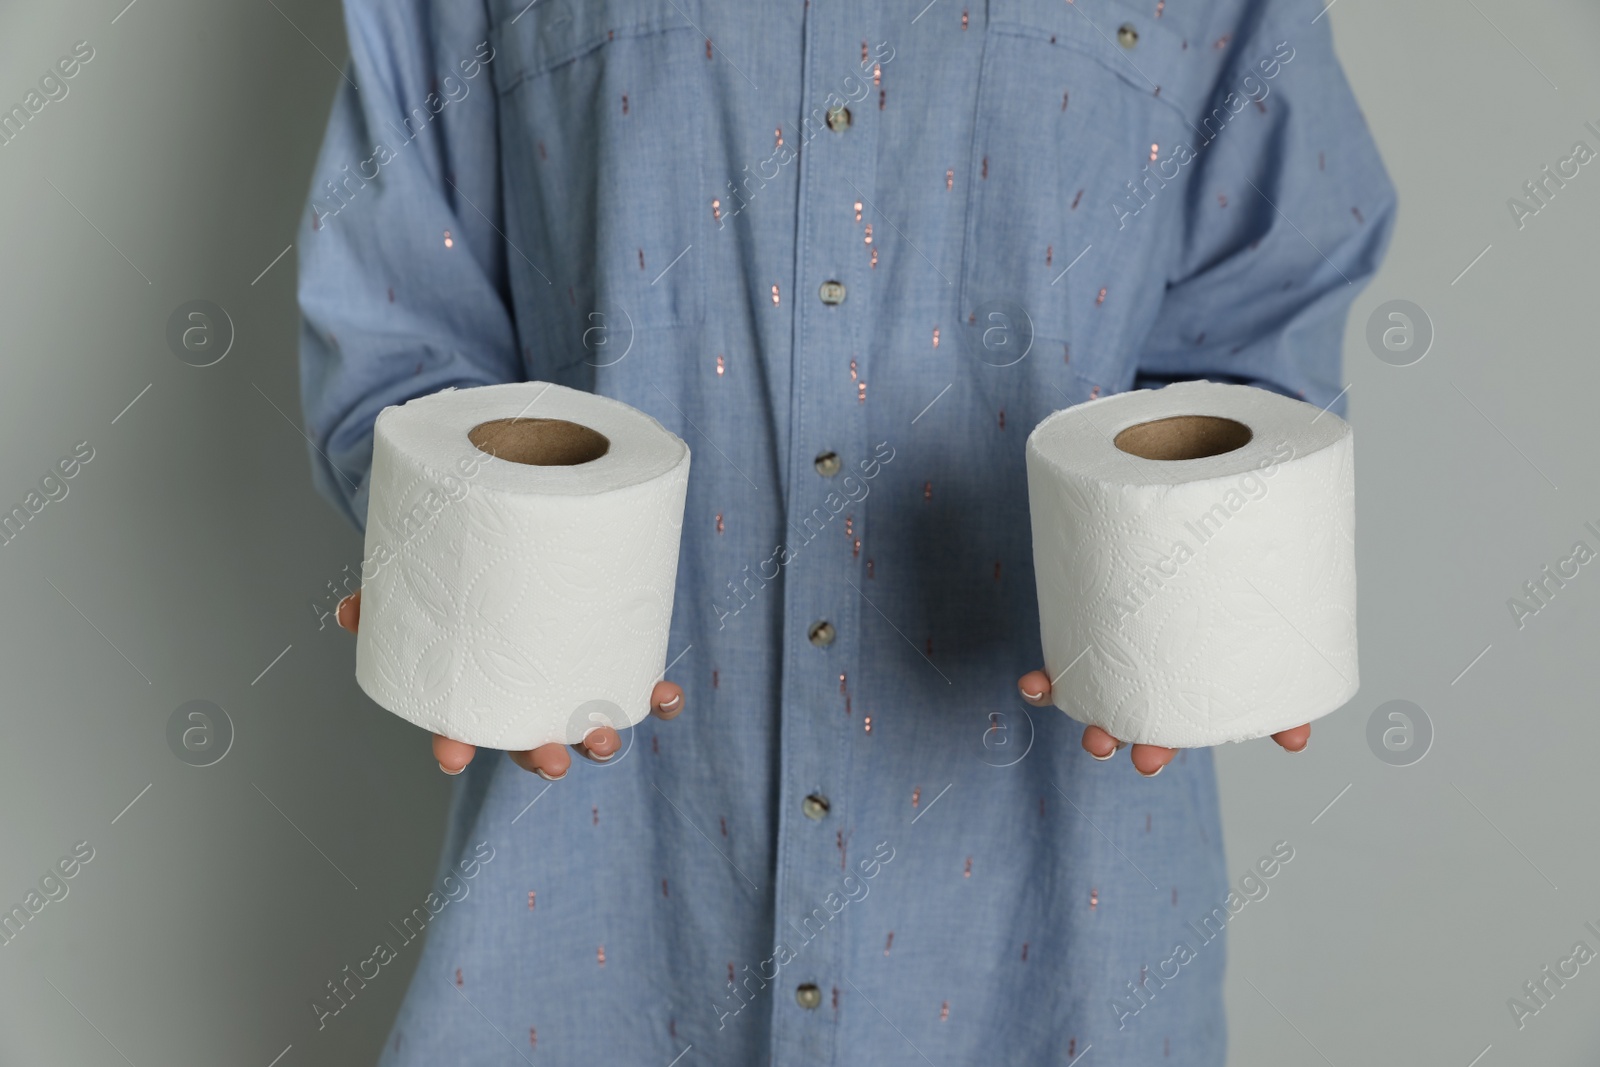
left=298, top=0, right=1393, bottom=1062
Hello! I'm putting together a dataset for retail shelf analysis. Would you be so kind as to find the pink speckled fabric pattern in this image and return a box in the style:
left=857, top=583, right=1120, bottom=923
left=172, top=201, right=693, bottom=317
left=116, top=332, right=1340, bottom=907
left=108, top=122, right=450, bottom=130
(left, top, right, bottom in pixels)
left=297, top=0, right=1394, bottom=1061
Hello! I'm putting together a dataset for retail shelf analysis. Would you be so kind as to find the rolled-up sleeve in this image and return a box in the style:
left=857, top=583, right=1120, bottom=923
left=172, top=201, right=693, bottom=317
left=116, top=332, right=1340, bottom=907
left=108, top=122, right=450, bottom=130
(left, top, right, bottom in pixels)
left=1132, top=3, right=1397, bottom=416
left=297, top=0, right=519, bottom=531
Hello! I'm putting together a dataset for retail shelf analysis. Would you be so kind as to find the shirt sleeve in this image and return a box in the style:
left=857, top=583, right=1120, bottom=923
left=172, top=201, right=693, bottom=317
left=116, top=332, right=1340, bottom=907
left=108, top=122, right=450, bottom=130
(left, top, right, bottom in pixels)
left=297, top=0, right=518, bottom=532
left=1131, top=2, right=1397, bottom=416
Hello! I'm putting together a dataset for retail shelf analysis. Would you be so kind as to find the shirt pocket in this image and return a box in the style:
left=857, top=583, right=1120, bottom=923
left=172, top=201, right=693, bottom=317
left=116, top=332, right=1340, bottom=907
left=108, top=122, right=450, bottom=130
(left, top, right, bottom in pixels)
left=960, top=0, right=1204, bottom=358
left=492, top=0, right=709, bottom=373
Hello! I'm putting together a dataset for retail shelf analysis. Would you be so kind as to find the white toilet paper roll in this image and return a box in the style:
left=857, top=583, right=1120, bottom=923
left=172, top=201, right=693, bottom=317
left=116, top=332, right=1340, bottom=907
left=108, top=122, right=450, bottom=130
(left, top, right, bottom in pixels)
left=1026, top=380, right=1357, bottom=747
left=355, top=382, right=690, bottom=750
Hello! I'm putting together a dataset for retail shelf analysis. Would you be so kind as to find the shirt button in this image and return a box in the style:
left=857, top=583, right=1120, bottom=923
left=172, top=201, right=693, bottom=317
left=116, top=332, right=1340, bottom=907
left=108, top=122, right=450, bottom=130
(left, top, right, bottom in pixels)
left=818, top=280, right=847, bottom=305
left=814, top=450, right=842, bottom=477
left=802, top=793, right=830, bottom=820
left=795, top=983, right=823, bottom=1010
left=1117, top=22, right=1139, bottom=48
left=825, top=105, right=851, bottom=132
left=808, top=620, right=836, bottom=648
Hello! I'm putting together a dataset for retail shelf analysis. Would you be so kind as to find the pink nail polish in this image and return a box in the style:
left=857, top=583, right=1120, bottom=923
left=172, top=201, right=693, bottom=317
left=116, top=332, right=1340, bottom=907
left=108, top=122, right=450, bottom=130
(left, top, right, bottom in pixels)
left=1021, top=689, right=1044, bottom=701
left=534, top=767, right=566, bottom=782
left=439, top=762, right=464, bottom=776
left=1138, top=764, right=1165, bottom=778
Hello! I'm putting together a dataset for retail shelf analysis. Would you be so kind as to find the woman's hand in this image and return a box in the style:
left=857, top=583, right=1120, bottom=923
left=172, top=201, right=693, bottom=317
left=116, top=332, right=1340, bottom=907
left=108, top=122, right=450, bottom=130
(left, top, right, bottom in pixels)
left=337, top=590, right=685, bottom=781
left=1015, top=669, right=1308, bottom=777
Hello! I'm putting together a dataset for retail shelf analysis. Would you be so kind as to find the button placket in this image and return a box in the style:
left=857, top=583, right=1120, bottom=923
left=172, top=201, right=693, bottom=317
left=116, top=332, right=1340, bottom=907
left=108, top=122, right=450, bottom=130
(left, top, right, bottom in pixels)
left=768, top=4, right=879, bottom=1063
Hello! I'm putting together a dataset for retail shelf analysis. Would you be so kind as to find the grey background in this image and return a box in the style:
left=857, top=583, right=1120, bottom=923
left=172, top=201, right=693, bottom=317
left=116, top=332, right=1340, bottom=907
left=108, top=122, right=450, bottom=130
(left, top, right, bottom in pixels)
left=0, top=0, right=1595, bottom=1064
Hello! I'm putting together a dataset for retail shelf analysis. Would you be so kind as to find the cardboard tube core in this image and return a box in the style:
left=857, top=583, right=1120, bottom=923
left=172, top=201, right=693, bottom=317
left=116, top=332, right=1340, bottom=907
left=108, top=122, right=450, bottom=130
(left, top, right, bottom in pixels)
left=468, top=418, right=611, bottom=466
left=1114, top=414, right=1252, bottom=461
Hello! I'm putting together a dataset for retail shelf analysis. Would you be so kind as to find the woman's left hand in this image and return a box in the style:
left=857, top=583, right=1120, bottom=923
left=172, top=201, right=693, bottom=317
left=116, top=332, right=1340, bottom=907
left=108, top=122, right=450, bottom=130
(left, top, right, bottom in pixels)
left=1015, top=669, right=1310, bottom=778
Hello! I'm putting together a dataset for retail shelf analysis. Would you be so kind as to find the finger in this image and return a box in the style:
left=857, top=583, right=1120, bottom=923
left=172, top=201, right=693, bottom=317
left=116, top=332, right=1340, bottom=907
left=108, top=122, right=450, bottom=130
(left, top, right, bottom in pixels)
left=1130, top=744, right=1177, bottom=778
left=510, top=743, right=571, bottom=781
left=1081, top=724, right=1120, bottom=761
left=1271, top=723, right=1311, bottom=753
left=574, top=726, right=621, bottom=763
left=650, top=681, right=685, bottom=721
left=432, top=734, right=476, bottom=776
left=336, top=590, right=362, bottom=634
left=1017, top=670, right=1052, bottom=707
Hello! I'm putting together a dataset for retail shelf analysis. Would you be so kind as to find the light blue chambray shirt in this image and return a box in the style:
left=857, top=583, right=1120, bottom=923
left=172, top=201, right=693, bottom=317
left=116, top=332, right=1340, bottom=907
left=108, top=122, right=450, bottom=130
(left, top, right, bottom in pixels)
left=297, top=0, right=1394, bottom=1062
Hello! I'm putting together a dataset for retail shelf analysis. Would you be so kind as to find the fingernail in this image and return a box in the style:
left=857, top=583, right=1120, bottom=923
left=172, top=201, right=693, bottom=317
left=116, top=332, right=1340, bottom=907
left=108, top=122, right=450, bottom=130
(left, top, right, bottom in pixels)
left=439, top=762, right=464, bottom=776
left=1138, top=764, right=1165, bottom=778
left=1021, top=688, right=1044, bottom=701
left=534, top=767, right=567, bottom=782
left=659, top=693, right=682, bottom=711
left=583, top=728, right=616, bottom=760
left=1090, top=749, right=1115, bottom=761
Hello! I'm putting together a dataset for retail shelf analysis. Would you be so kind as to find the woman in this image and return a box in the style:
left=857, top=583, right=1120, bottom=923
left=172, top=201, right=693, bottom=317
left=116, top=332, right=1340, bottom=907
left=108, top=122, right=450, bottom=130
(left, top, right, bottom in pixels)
left=300, top=0, right=1393, bottom=1061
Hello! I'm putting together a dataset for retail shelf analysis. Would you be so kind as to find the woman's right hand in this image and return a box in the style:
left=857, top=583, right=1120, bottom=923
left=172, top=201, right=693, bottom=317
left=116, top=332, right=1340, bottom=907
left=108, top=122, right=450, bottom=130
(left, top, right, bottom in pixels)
left=336, top=590, right=685, bottom=781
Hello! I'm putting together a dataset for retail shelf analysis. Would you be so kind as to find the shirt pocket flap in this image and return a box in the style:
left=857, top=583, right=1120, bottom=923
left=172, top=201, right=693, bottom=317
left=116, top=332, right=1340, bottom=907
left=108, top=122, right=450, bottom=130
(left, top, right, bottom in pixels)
left=492, top=0, right=702, bottom=94
left=986, top=0, right=1205, bottom=116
